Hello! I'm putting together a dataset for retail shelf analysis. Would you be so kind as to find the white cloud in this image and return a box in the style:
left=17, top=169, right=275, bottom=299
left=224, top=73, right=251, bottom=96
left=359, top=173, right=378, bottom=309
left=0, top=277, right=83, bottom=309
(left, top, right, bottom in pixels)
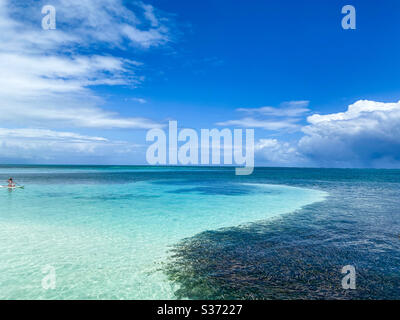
left=307, top=100, right=400, bottom=124
left=237, top=101, right=310, bottom=117
left=217, top=117, right=300, bottom=131
left=122, top=25, right=169, bottom=49
left=0, top=53, right=134, bottom=97
left=141, top=2, right=160, bottom=27
left=299, top=100, right=400, bottom=167
left=132, top=98, right=147, bottom=104
left=0, top=128, right=139, bottom=161
left=255, top=139, right=307, bottom=166
left=0, top=0, right=169, bottom=130
left=282, top=100, right=310, bottom=108
left=8, top=0, right=171, bottom=49
left=218, top=100, right=309, bottom=131
left=0, top=128, right=107, bottom=142
left=252, top=100, right=400, bottom=168
left=0, top=100, right=162, bottom=129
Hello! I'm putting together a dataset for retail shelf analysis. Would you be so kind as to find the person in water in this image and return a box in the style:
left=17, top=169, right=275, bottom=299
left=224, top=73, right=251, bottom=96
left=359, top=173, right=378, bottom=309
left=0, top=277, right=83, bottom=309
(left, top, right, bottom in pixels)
left=7, top=178, right=15, bottom=187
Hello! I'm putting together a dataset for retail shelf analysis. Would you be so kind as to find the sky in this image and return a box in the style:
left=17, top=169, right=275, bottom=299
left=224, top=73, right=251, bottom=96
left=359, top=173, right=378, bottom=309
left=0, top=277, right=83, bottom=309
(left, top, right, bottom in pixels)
left=0, top=0, right=400, bottom=167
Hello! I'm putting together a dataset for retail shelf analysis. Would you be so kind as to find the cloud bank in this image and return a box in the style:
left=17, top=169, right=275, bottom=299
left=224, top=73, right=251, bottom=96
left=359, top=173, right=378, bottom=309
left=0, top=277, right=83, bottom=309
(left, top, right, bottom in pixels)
left=256, top=100, right=400, bottom=168
left=0, top=0, right=171, bottom=162
left=0, top=128, right=139, bottom=163
left=0, top=0, right=169, bottom=130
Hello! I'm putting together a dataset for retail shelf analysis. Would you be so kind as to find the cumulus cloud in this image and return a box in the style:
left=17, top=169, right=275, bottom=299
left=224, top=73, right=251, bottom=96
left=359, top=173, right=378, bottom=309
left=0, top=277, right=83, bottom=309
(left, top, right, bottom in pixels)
left=298, top=100, right=400, bottom=168
left=255, top=138, right=306, bottom=166
left=253, top=100, right=400, bottom=168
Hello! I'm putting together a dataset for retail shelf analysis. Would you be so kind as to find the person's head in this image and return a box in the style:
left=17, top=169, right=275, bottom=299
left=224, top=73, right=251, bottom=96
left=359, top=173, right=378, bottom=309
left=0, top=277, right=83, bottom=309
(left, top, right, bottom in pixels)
left=8, top=178, right=13, bottom=181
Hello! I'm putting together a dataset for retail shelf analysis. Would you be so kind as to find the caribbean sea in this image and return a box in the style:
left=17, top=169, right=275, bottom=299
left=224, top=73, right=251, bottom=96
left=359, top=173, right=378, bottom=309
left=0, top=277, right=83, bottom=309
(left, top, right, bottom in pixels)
left=0, top=166, right=399, bottom=299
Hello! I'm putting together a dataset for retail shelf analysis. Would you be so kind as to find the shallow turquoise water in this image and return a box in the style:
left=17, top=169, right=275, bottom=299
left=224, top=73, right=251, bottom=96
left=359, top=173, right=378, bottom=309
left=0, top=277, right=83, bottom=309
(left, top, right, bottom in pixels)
left=0, top=167, right=326, bottom=299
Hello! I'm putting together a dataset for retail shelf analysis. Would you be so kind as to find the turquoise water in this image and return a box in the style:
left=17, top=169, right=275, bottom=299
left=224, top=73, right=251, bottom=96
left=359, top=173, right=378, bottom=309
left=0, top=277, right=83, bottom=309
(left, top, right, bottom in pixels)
left=0, top=166, right=327, bottom=299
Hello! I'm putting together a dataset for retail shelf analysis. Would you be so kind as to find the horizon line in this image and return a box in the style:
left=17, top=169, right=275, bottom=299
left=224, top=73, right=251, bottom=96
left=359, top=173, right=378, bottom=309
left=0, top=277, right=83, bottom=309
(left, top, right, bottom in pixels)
left=0, top=164, right=399, bottom=170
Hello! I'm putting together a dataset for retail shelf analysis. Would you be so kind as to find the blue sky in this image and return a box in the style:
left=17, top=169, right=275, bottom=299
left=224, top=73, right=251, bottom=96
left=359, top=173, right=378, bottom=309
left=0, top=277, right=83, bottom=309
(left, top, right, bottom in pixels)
left=1, top=0, right=400, bottom=167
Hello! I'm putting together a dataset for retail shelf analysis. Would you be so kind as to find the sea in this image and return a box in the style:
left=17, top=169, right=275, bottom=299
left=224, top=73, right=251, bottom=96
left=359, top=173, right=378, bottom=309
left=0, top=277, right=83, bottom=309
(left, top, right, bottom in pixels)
left=0, top=166, right=399, bottom=299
